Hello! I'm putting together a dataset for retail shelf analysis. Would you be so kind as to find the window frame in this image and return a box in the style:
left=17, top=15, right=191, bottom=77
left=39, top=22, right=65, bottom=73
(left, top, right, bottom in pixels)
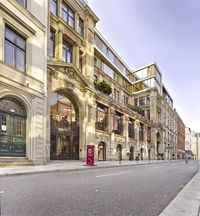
left=4, top=25, right=26, bottom=72
left=50, top=30, right=55, bottom=57
left=62, top=2, right=75, bottom=29
left=62, top=40, right=73, bottom=63
left=77, top=18, right=84, bottom=36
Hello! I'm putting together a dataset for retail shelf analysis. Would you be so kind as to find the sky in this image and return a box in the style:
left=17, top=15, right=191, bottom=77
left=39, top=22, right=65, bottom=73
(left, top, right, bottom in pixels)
left=87, top=0, right=200, bottom=132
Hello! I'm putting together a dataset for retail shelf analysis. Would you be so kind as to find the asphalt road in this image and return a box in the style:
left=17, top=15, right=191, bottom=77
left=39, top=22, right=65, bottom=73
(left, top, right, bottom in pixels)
left=0, top=161, right=198, bottom=216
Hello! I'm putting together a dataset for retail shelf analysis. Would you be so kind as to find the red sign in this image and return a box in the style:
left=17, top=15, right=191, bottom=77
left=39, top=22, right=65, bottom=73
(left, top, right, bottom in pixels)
left=86, top=145, right=95, bottom=166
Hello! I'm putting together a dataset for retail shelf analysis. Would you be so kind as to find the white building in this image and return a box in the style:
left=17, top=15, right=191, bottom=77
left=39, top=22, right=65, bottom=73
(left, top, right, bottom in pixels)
left=0, top=0, right=47, bottom=164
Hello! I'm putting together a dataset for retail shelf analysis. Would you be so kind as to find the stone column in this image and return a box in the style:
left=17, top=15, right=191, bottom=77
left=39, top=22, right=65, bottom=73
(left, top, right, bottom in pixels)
left=110, top=108, right=115, bottom=160
left=57, top=0, right=62, bottom=17
left=55, top=29, right=63, bottom=61
left=73, top=44, right=80, bottom=68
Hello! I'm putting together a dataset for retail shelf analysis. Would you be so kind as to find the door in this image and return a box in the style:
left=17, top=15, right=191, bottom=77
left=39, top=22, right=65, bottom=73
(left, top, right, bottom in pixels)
left=0, top=112, right=26, bottom=156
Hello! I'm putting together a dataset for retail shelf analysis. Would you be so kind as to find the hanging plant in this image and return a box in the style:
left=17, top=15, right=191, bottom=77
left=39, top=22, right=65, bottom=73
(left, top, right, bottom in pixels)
left=95, top=81, right=112, bottom=95
left=128, top=104, right=144, bottom=116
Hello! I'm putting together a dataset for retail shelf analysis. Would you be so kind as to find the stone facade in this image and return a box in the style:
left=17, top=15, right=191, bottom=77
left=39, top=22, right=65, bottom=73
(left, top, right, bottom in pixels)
left=0, top=0, right=184, bottom=165
left=0, top=0, right=47, bottom=164
left=177, top=114, right=185, bottom=159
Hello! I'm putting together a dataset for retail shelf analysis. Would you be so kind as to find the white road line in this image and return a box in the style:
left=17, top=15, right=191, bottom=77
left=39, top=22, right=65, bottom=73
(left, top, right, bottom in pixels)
left=95, top=170, right=134, bottom=178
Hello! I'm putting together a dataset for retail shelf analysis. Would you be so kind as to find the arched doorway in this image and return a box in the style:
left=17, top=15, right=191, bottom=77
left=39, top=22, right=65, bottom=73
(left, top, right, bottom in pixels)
left=129, top=146, right=134, bottom=161
left=116, top=144, right=122, bottom=161
left=0, top=97, right=26, bottom=157
left=50, top=92, right=79, bottom=160
left=98, top=142, right=106, bottom=161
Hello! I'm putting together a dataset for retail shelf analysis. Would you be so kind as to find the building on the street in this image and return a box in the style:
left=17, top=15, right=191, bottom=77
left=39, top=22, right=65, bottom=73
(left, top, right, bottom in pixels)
left=161, top=87, right=178, bottom=160
left=195, top=133, right=200, bottom=160
left=190, top=130, right=197, bottom=159
left=177, top=114, right=185, bottom=159
left=185, top=127, right=192, bottom=159
left=0, top=0, right=184, bottom=165
left=0, top=0, right=48, bottom=164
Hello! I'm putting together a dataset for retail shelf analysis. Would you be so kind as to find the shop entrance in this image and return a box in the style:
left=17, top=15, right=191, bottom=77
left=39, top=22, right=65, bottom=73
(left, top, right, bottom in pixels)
left=98, top=142, right=106, bottom=161
left=50, top=92, right=79, bottom=160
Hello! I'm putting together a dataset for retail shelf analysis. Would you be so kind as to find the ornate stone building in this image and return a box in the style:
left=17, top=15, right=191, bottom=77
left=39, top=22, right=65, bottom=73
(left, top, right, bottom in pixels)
left=0, top=0, right=181, bottom=165
left=0, top=0, right=47, bottom=165
left=177, top=114, right=185, bottom=159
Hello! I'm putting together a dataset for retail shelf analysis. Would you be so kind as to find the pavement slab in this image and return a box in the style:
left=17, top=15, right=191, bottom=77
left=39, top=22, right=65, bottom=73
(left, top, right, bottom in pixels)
left=159, top=162, right=200, bottom=216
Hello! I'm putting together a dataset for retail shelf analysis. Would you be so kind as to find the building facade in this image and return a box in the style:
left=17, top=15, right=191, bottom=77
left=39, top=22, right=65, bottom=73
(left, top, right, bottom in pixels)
left=195, top=133, right=200, bottom=160
left=0, top=0, right=47, bottom=164
left=0, top=0, right=182, bottom=165
left=177, top=114, right=185, bottom=159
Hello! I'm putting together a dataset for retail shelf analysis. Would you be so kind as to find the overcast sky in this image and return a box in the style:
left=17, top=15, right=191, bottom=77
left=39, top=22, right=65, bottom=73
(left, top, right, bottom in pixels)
left=87, top=0, right=200, bottom=132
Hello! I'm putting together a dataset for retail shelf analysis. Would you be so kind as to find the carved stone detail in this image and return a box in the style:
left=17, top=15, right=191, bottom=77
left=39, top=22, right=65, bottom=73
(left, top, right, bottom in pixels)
left=64, top=80, right=75, bottom=91
left=65, top=67, right=76, bottom=79
left=48, top=70, right=59, bottom=81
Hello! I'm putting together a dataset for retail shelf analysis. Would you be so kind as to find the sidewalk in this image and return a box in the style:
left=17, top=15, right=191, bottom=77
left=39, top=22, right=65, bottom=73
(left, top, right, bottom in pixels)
left=159, top=161, right=200, bottom=216
left=0, top=159, right=167, bottom=177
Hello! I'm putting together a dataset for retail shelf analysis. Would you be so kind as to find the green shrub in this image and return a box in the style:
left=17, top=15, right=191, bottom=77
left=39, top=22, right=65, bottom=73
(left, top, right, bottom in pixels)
left=95, top=81, right=112, bottom=95
left=128, top=104, right=144, bottom=116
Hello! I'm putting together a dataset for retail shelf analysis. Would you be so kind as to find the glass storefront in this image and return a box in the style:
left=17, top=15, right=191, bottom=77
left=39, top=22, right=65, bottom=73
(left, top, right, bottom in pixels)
left=50, top=92, right=79, bottom=160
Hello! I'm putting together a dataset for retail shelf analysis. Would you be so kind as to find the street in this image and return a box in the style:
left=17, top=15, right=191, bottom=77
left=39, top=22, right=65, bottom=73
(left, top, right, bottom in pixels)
left=0, top=161, right=198, bottom=216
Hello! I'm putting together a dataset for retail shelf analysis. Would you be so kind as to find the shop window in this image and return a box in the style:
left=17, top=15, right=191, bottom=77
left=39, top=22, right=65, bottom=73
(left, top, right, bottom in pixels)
left=95, top=103, right=108, bottom=131
left=113, top=112, right=123, bottom=135
left=128, top=118, right=135, bottom=138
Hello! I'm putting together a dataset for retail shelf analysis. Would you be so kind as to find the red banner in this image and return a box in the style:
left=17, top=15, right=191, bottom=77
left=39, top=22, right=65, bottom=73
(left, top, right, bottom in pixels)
left=86, top=145, right=95, bottom=166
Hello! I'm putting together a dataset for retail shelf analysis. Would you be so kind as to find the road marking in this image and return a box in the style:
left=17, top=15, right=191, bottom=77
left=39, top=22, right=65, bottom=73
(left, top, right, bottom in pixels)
left=95, top=170, right=134, bottom=178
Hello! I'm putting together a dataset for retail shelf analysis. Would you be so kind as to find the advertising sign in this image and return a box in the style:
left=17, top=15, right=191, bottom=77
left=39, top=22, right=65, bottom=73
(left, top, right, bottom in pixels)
left=86, top=145, right=94, bottom=166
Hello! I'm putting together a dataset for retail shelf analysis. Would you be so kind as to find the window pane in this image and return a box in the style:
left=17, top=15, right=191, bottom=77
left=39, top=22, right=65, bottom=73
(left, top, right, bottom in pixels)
left=5, top=28, right=15, bottom=43
left=50, top=31, right=54, bottom=57
left=17, top=0, right=26, bottom=7
left=50, top=0, right=57, bottom=15
left=16, top=48, right=25, bottom=71
left=16, top=36, right=25, bottom=50
left=62, top=11, right=67, bottom=22
left=63, top=42, right=72, bottom=63
left=5, top=41, right=14, bottom=67
left=68, top=9, right=74, bottom=18
left=68, top=17, right=74, bottom=28
left=78, top=18, right=84, bottom=36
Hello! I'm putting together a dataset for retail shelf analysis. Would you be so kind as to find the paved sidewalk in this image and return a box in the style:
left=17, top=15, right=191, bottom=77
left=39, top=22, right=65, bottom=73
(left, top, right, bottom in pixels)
left=0, top=159, right=167, bottom=177
left=159, top=161, right=200, bottom=216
